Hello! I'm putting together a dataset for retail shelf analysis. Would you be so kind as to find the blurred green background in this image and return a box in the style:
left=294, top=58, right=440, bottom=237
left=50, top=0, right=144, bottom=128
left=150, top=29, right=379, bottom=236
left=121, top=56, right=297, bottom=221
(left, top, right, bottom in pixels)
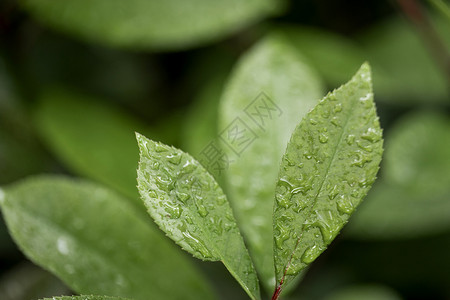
left=0, top=0, right=449, bottom=299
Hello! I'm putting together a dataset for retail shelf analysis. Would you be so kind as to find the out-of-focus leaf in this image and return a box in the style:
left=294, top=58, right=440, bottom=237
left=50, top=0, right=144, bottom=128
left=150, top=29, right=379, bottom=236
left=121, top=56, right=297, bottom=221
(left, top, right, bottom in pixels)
left=272, top=64, right=383, bottom=295
left=346, top=111, right=450, bottom=239
left=0, top=176, right=215, bottom=300
left=136, top=134, right=260, bottom=300
left=218, top=34, right=325, bottom=292
left=0, top=262, right=70, bottom=300
left=19, top=0, right=285, bottom=50
left=34, top=89, right=157, bottom=205
left=323, top=284, right=402, bottom=300
left=383, top=111, right=450, bottom=194
left=275, top=25, right=367, bottom=89
left=359, top=15, right=450, bottom=103
left=40, top=296, right=131, bottom=300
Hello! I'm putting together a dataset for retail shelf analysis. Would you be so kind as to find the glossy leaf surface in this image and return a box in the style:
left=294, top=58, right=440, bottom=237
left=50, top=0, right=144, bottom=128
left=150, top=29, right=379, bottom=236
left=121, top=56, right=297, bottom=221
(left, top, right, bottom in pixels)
left=0, top=176, right=215, bottom=300
left=136, top=134, right=260, bottom=300
left=273, top=63, right=383, bottom=292
left=20, top=0, right=284, bottom=50
left=218, top=34, right=324, bottom=291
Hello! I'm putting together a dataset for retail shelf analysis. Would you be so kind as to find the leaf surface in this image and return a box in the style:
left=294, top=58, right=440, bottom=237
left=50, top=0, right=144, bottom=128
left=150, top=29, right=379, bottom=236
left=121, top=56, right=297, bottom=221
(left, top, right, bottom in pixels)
left=136, top=134, right=260, bottom=300
left=20, top=0, right=284, bottom=50
left=218, top=34, right=324, bottom=291
left=0, top=176, right=215, bottom=300
left=272, top=63, right=383, bottom=293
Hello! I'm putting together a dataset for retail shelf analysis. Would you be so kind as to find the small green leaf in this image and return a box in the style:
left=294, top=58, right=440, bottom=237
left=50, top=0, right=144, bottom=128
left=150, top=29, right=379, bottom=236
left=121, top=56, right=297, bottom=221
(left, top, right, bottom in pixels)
left=218, top=34, right=325, bottom=292
left=34, top=89, right=157, bottom=205
left=0, top=176, right=215, bottom=300
left=19, top=0, right=285, bottom=50
left=272, top=63, right=383, bottom=293
left=136, top=133, right=260, bottom=300
left=40, top=296, right=132, bottom=300
left=347, top=111, right=450, bottom=239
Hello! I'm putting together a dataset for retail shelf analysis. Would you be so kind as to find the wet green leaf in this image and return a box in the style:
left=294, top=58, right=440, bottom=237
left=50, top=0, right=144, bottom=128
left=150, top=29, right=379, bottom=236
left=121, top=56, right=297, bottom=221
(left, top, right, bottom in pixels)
left=19, top=0, right=285, bottom=51
left=40, top=296, right=131, bottom=300
left=136, top=133, right=260, bottom=300
left=218, top=34, right=324, bottom=292
left=0, top=176, right=215, bottom=300
left=272, top=63, right=383, bottom=294
left=34, top=89, right=157, bottom=205
left=346, top=111, right=450, bottom=239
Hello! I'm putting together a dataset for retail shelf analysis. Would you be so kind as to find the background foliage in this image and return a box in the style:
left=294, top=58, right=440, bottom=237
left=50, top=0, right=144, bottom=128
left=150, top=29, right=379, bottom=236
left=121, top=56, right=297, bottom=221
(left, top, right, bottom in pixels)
left=0, top=0, right=449, bottom=299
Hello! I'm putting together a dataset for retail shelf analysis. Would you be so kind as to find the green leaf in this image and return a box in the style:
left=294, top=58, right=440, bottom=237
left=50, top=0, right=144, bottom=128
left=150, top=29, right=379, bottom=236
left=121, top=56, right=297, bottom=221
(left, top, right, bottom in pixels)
left=0, top=176, right=215, bottom=300
left=34, top=89, right=157, bottom=205
left=19, top=0, right=285, bottom=51
left=40, top=296, right=131, bottom=300
left=218, top=34, right=325, bottom=292
left=272, top=63, right=383, bottom=293
left=136, top=133, right=260, bottom=300
left=346, top=111, right=450, bottom=239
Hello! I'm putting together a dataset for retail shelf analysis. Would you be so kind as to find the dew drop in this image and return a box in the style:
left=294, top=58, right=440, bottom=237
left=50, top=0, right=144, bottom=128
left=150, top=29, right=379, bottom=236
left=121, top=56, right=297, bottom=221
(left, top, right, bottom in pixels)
left=176, top=192, right=190, bottom=203
left=321, top=110, right=330, bottom=119
left=196, top=202, right=209, bottom=217
left=309, top=118, right=318, bottom=125
left=337, top=195, right=354, bottom=214
left=164, top=202, right=182, bottom=218
left=154, top=143, right=168, bottom=153
left=183, top=231, right=213, bottom=258
left=167, top=153, right=182, bottom=165
left=301, top=244, right=324, bottom=264
left=357, top=140, right=373, bottom=152
left=331, top=117, right=340, bottom=127
left=361, top=127, right=381, bottom=142
left=150, top=161, right=160, bottom=170
left=346, top=134, right=355, bottom=146
left=319, top=133, right=329, bottom=144
left=155, top=174, right=174, bottom=191
left=315, top=210, right=340, bottom=244
left=285, top=261, right=302, bottom=276
left=327, top=185, right=338, bottom=200
left=57, top=237, right=70, bottom=255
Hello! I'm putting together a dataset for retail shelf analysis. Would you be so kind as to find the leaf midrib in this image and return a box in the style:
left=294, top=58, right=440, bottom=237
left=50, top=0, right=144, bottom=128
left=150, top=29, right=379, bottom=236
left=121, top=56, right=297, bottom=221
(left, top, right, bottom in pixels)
left=281, top=93, right=356, bottom=283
